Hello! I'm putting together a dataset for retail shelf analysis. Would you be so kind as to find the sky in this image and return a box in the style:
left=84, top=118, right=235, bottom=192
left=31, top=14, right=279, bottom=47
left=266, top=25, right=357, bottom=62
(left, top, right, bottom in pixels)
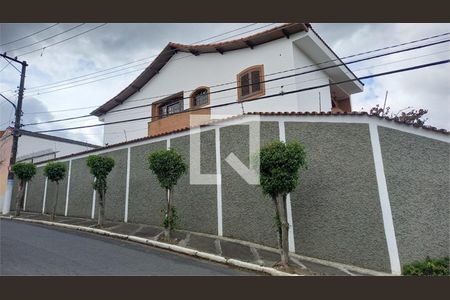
left=0, top=23, right=449, bottom=145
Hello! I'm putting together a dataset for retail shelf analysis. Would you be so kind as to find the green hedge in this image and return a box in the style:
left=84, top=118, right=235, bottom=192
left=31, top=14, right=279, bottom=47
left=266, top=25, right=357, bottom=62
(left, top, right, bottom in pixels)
left=402, top=257, right=449, bottom=276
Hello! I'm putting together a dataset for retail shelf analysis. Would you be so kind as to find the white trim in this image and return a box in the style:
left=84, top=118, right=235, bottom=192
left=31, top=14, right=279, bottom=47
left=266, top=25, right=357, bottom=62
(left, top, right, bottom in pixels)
left=64, top=160, right=72, bottom=216
left=260, top=115, right=449, bottom=143
left=166, top=138, right=170, bottom=149
left=23, top=182, right=29, bottom=211
left=42, top=177, right=48, bottom=214
left=285, top=194, right=295, bottom=253
left=32, top=115, right=448, bottom=168
left=91, top=179, right=96, bottom=219
left=124, top=147, right=131, bottom=223
left=278, top=121, right=296, bottom=253
left=215, top=127, right=223, bottom=236
left=369, top=123, right=401, bottom=275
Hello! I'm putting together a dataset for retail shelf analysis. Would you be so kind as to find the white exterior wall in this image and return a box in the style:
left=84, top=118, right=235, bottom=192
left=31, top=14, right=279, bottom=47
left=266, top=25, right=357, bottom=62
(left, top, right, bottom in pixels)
left=102, top=31, right=355, bottom=145
left=17, top=135, right=96, bottom=163
left=292, top=43, right=333, bottom=112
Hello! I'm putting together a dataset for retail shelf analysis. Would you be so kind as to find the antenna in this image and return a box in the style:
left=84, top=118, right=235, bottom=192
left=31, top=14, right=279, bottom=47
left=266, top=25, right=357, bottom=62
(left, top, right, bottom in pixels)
left=123, top=129, right=128, bottom=142
left=318, top=92, right=322, bottom=112
left=382, top=90, right=389, bottom=115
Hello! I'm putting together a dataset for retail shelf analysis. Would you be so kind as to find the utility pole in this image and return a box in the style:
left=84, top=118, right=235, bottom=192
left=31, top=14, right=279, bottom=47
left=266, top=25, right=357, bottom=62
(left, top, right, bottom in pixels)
left=1, top=52, right=27, bottom=215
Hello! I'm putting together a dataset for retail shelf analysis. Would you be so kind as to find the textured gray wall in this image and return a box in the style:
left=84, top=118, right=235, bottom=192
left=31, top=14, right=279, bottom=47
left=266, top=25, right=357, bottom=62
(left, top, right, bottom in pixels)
left=67, top=157, right=94, bottom=218
left=285, top=122, right=391, bottom=272
left=101, top=149, right=127, bottom=222
left=23, top=166, right=46, bottom=213
left=44, top=161, right=69, bottom=216
left=171, top=130, right=218, bottom=235
left=20, top=120, right=449, bottom=273
left=379, top=126, right=450, bottom=266
left=128, top=141, right=166, bottom=226
left=220, top=121, right=280, bottom=247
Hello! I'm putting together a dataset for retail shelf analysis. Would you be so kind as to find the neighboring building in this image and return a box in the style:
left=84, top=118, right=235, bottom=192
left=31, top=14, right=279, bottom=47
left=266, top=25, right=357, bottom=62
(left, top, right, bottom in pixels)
left=91, top=23, right=364, bottom=145
left=0, top=127, right=100, bottom=211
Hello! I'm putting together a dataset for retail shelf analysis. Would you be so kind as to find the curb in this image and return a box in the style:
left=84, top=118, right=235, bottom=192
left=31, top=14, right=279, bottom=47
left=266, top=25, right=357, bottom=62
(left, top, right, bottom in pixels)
left=1, top=216, right=298, bottom=276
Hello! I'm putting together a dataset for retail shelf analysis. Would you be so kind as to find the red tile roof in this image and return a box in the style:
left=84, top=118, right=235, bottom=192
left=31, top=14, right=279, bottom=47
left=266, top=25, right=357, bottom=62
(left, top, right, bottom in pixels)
left=90, top=23, right=310, bottom=117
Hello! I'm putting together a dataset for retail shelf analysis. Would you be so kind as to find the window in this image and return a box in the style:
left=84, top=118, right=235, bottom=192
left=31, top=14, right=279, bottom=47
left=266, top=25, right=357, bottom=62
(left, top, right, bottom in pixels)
left=237, top=65, right=265, bottom=101
left=152, top=91, right=184, bottom=120
left=190, top=87, right=210, bottom=108
left=159, top=100, right=183, bottom=117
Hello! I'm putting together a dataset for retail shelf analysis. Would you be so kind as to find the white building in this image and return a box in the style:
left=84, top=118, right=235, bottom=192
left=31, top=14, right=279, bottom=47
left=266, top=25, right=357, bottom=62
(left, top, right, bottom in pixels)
left=0, top=127, right=99, bottom=213
left=92, top=23, right=364, bottom=145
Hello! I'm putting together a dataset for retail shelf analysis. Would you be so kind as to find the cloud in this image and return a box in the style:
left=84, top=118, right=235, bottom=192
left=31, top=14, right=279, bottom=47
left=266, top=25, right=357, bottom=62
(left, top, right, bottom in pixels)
left=313, top=23, right=450, bottom=129
left=1, top=22, right=448, bottom=148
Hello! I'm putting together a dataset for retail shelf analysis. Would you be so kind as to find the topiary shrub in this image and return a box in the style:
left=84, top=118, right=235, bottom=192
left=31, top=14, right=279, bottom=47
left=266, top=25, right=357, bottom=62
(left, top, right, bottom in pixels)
left=258, top=140, right=307, bottom=268
left=148, top=148, right=187, bottom=241
left=11, top=162, right=37, bottom=216
left=44, top=162, right=67, bottom=221
left=86, top=155, right=115, bottom=227
left=402, top=257, right=449, bottom=276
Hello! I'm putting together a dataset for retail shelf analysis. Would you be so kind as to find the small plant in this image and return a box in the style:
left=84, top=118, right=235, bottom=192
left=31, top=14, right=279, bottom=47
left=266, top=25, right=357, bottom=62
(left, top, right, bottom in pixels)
left=258, top=140, right=307, bottom=268
left=11, top=162, right=36, bottom=216
left=402, top=257, right=449, bottom=276
left=148, top=148, right=187, bottom=240
left=44, top=162, right=67, bottom=221
left=86, top=155, right=115, bottom=227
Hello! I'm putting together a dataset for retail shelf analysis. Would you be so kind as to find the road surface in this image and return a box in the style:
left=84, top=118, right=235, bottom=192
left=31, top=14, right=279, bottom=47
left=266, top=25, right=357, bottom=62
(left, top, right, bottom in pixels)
left=0, top=219, right=256, bottom=276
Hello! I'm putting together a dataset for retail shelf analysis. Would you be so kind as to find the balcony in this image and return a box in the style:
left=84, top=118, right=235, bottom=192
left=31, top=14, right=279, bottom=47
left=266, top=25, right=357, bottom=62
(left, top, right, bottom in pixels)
left=148, top=108, right=211, bottom=137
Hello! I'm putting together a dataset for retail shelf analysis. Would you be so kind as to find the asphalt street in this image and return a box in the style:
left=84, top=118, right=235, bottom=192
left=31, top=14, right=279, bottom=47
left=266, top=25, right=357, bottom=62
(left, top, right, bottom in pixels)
left=0, top=219, right=256, bottom=276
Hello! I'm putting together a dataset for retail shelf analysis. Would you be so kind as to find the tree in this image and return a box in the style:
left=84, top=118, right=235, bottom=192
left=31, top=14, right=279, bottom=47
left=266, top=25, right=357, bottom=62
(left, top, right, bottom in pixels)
left=148, top=148, right=187, bottom=240
left=44, top=162, right=67, bottom=221
left=258, top=141, right=307, bottom=268
left=86, top=155, right=115, bottom=227
left=11, top=162, right=36, bottom=216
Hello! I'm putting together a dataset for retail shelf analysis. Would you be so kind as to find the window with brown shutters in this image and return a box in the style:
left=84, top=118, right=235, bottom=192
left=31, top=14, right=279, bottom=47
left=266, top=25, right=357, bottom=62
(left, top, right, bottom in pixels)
left=237, top=65, right=265, bottom=101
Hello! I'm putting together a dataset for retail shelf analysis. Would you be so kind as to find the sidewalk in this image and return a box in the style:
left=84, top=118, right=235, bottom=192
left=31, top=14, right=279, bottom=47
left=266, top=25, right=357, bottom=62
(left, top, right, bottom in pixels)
left=9, top=211, right=377, bottom=276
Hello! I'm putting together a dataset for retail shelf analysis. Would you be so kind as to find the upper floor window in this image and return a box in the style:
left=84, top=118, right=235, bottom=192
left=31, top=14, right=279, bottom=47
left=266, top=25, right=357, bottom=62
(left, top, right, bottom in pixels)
left=237, top=65, right=265, bottom=101
left=190, top=87, right=210, bottom=108
left=152, top=91, right=184, bottom=120
left=159, top=100, right=183, bottom=117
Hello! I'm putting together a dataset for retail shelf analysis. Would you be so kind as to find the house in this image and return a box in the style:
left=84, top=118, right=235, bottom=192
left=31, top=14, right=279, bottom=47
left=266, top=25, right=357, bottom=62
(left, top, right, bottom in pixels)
left=91, top=23, right=364, bottom=146
left=0, top=127, right=100, bottom=212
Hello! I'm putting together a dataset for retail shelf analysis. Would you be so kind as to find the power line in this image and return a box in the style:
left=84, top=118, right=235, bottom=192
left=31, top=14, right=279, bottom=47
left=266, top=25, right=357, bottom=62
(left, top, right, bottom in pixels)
left=7, top=24, right=265, bottom=94
left=193, top=23, right=258, bottom=44
left=21, top=23, right=271, bottom=93
left=32, top=59, right=450, bottom=134
left=2, top=57, right=21, bottom=74
left=23, top=37, right=450, bottom=124
left=209, top=23, right=276, bottom=43
left=3, top=23, right=85, bottom=53
left=16, top=23, right=108, bottom=57
left=2, top=27, right=447, bottom=97
left=23, top=54, right=194, bottom=97
left=0, top=63, right=10, bottom=73
left=20, top=32, right=450, bottom=99
left=0, top=23, right=60, bottom=47
left=27, top=39, right=450, bottom=118
left=23, top=23, right=274, bottom=95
